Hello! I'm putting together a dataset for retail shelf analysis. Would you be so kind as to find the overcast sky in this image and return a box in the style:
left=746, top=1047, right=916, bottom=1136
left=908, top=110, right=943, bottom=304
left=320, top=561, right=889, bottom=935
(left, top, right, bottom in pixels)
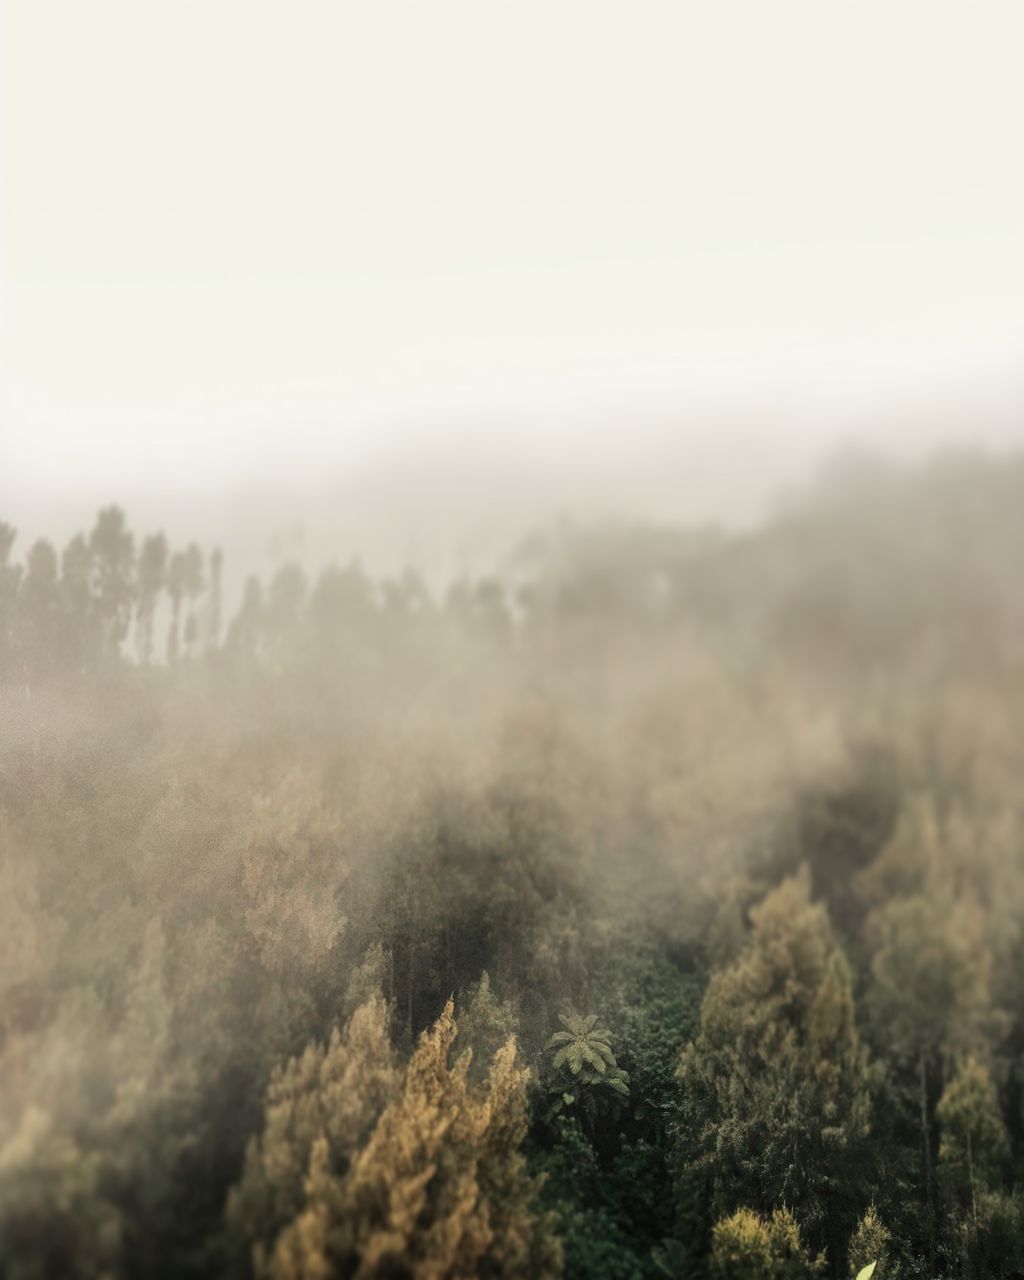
left=3, top=0, right=1024, bottom=509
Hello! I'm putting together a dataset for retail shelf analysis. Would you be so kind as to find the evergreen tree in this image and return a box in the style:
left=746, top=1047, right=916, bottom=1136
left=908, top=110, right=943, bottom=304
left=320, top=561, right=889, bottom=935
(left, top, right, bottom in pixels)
left=227, top=575, right=265, bottom=664
left=88, top=506, right=135, bottom=661
left=17, top=540, right=61, bottom=680
left=936, top=1058, right=1022, bottom=1278
left=0, top=522, right=20, bottom=679
left=206, top=547, right=224, bottom=653
left=226, top=994, right=400, bottom=1277
left=847, top=1208, right=895, bottom=1279
left=136, top=533, right=168, bottom=665
left=710, top=1207, right=824, bottom=1279
left=0, top=1109, right=122, bottom=1280
left=181, top=544, right=205, bottom=660
left=166, top=550, right=186, bottom=664
left=266, top=1000, right=561, bottom=1279
left=865, top=891, right=996, bottom=1270
left=458, top=972, right=520, bottom=1085
left=678, top=871, right=871, bottom=1260
left=60, top=532, right=97, bottom=669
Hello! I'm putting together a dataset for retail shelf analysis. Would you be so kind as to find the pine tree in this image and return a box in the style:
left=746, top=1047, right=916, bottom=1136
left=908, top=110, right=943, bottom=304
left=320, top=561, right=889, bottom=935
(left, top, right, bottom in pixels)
left=88, top=506, right=135, bottom=661
left=17, top=540, right=62, bottom=680
left=0, top=522, right=22, bottom=679
left=166, top=550, right=186, bottom=665
left=678, top=870, right=871, bottom=1257
left=135, top=533, right=168, bottom=665
left=226, top=994, right=400, bottom=1277
left=265, top=1000, right=561, bottom=1279
left=710, top=1207, right=824, bottom=1279
left=206, top=547, right=224, bottom=653
left=865, top=890, right=996, bottom=1269
left=181, top=544, right=205, bottom=660
left=458, top=972, right=519, bottom=1085
left=60, top=533, right=97, bottom=670
left=227, top=575, right=265, bottom=664
left=936, top=1058, right=1022, bottom=1278
left=847, top=1207, right=895, bottom=1279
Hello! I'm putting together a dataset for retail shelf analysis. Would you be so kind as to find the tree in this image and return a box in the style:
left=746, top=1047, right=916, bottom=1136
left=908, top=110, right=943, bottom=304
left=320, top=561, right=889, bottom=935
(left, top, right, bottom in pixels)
left=88, top=506, right=135, bottom=660
left=265, top=1000, right=561, bottom=1279
left=0, top=522, right=21, bottom=679
left=710, top=1207, right=824, bottom=1280
left=0, top=1108, right=122, bottom=1280
left=847, top=1208, right=895, bottom=1279
left=226, top=575, right=265, bottom=664
left=937, top=1058, right=1008, bottom=1216
left=678, top=871, right=871, bottom=1258
left=457, top=972, right=519, bottom=1085
left=166, top=550, right=186, bottom=664
left=265, top=563, right=308, bottom=663
left=865, top=891, right=996, bottom=1269
left=181, top=544, right=205, bottom=659
left=17, top=541, right=61, bottom=680
left=235, top=769, right=350, bottom=980
left=936, top=1058, right=1022, bottom=1278
left=135, top=533, right=168, bottom=665
left=206, top=547, right=224, bottom=653
left=60, top=533, right=97, bottom=669
left=226, top=994, right=400, bottom=1277
left=543, top=1013, right=629, bottom=1132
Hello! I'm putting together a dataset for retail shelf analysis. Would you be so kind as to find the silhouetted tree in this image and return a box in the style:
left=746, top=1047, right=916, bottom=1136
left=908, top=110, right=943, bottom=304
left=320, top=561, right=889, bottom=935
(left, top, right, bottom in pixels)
left=0, top=522, right=20, bottom=679
left=136, top=533, right=168, bottom=665
left=166, top=549, right=186, bottom=665
left=18, top=540, right=62, bottom=680
left=206, top=547, right=223, bottom=653
left=60, top=532, right=97, bottom=670
left=181, top=544, right=205, bottom=660
left=88, top=506, right=135, bottom=661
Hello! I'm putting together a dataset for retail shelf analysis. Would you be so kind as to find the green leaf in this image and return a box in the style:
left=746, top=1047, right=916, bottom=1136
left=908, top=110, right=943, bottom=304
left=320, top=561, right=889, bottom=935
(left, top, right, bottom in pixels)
left=855, top=1264, right=877, bottom=1280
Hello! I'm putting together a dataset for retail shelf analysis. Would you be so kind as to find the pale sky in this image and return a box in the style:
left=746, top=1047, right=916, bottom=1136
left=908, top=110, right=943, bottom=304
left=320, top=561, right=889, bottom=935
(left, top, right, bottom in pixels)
left=3, top=0, right=1024, bottom=503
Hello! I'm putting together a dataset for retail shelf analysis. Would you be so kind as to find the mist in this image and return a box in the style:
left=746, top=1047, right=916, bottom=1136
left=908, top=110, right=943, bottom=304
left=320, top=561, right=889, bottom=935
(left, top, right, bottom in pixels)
left=5, top=3, right=1024, bottom=1278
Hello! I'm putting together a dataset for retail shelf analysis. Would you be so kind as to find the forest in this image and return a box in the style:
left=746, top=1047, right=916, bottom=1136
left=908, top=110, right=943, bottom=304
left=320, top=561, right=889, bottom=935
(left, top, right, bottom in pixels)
left=2, top=451, right=1024, bottom=1279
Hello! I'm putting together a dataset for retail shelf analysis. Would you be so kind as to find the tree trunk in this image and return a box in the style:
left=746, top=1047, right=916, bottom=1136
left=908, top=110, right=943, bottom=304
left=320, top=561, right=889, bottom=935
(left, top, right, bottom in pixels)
left=920, top=1051, right=936, bottom=1273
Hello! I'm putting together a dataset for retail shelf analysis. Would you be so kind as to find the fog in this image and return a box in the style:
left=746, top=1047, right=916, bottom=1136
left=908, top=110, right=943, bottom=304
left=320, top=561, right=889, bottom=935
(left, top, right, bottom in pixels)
left=5, top=0, right=1024, bottom=529
left=5, top=4, right=1024, bottom=1280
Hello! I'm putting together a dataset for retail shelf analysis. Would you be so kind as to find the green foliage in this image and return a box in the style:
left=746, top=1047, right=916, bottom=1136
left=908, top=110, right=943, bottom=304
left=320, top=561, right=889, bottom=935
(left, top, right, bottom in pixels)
left=5, top=466, right=1024, bottom=1278
left=936, top=1058, right=1008, bottom=1203
left=709, top=1207, right=824, bottom=1279
left=848, top=1209, right=895, bottom=1279
left=678, top=871, right=872, bottom=1257
left=935, top=1059, right=1023, bottom=1279
left=544, top=1013, right=630, bottom=1130
left=225, top=994, right=399, bottom=1276
left=261, top=1000, right=562, bottom=1279
left=457, top=971, right=520, bottom=1084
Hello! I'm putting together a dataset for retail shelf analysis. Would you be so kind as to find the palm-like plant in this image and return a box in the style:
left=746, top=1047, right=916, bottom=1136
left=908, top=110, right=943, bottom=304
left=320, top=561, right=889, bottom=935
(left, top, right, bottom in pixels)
left=543, top=1013, right=629, bottom=1127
